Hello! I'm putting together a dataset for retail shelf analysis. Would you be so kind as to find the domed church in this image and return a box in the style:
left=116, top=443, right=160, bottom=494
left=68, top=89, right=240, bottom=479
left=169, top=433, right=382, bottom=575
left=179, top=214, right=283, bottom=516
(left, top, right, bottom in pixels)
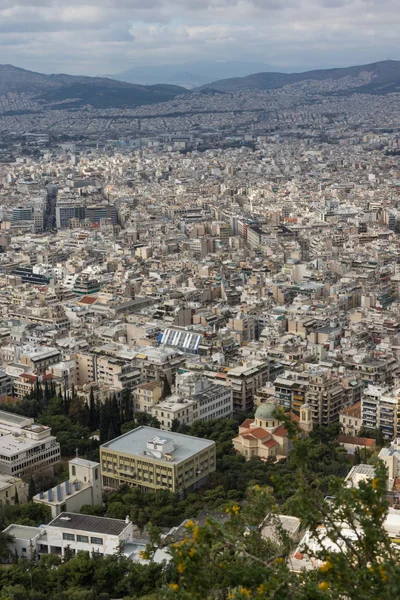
left=232, top=399, right=312, bottom=461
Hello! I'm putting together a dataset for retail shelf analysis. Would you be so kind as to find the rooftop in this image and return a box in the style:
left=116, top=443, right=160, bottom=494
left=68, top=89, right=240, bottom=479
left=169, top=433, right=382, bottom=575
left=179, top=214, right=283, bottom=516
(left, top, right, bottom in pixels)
left=48, top=512, right=129, bottom=536
left=0, top=410, right=31, bottom=426
left=4, top=524, right=44, bottom=540
left=340, top=401, right=361, bottom=418
left=101, top=426, right=215, bottom=464
left=0, top=433, right=57, bottom=457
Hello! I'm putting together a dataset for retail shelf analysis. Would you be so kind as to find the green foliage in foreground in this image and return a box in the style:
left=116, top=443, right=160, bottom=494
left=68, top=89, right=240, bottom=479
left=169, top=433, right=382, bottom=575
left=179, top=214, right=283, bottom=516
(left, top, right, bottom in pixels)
left=140, top=461, right=399, bottom=600
left=0, top=416, right=386, bottom=599
left=0, top=460, right=398, bottom=600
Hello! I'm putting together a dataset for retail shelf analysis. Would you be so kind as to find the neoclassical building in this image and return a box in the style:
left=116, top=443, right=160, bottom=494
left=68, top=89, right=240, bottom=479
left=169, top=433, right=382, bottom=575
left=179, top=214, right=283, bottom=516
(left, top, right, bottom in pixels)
left=232, top=399, right=313, bottom=461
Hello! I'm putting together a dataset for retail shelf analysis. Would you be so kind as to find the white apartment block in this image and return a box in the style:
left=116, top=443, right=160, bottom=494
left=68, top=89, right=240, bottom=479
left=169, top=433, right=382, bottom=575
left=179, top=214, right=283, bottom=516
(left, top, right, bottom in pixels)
left=0, top=410, right=60, bottom=477
left=361, top=384, right=399, bottom=439
left=151, top=374, right=233, bottom=430
left=151, top=397, right=197, bottom=430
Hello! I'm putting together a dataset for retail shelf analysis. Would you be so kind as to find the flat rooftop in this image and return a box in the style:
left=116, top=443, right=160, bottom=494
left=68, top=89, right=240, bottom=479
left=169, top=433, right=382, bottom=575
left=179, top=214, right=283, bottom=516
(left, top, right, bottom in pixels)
left=48, top=512, right=129, bottom=536
left=101, top=426, right=215, bottom=464
left=0, top=433, right=57, bottom=457
left=5, top=524, right=43, bottom=540
left=0, top=410, right=31, bottom=426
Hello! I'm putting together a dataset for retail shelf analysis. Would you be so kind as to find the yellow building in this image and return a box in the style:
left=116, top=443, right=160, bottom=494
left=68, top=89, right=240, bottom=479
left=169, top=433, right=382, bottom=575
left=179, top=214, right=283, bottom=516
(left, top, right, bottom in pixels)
left=0, top=474, right=26, bottom=505
left=100, top=426, right=216, bottom=493
left=134, top=381, right=163, bottom=413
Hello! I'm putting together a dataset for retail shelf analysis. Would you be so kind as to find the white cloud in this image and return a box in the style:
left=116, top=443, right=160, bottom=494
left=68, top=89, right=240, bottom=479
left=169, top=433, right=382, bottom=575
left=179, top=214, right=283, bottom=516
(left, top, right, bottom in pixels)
left=0, top=0, right=398, bottom=74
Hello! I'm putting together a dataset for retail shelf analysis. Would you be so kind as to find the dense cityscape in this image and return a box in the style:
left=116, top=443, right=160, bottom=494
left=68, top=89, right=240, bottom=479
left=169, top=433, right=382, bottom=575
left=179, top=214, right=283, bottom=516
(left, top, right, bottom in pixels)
left=0, top=56, right=399, bottom=599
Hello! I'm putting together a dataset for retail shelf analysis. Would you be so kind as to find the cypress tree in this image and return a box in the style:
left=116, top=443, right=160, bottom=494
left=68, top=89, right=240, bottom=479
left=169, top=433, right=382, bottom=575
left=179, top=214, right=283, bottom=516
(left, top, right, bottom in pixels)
left=162, top=374, right=171, bottom=399
left=28, top=477, right=36, bottom=502
left=110, top=394, right=121, bottom=437
left=89, top=387, right=96, bottom=430
left=99, top=400, right=111, bottom=444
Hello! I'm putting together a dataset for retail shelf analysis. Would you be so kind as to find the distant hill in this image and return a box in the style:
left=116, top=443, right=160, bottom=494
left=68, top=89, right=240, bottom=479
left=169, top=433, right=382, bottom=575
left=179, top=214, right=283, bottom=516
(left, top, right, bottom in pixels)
left=0, top=64, right=189, bottom=109
left=108, top=61, right=278, bottom=89
left=197, top=60, right=400, bottom=94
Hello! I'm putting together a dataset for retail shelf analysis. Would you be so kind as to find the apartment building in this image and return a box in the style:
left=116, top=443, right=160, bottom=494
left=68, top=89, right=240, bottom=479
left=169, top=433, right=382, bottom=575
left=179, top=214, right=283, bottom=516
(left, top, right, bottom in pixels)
left=0, top=368, right=12, bottom=399
left=194, top=383, right=233, bottom=421
left=348, top=356, right=398, bottom=387
left=273, top=372, right=309, bottom=414
left=133, top=347, right=186, bottom=384
left=133, top=381, right=163, bottom=413
left=361, top=384, right=399, bottom=439
left=151, top=398, right=197, bottom=430
left=227, top=314, right=256, bottom=344
left=175, top=371, right=233, bottom=420
left=73, top=352, right=96, bottom=386
left=339, top=402, right=362, bottom=436
left=19, top=346, right=61, bottom=374
left=226, top=359, right=270, bottom=414
left=0, top=410, right=60, bottom=477
left=13, top=372, right=47, bottom=400
left=100, top=427, right=216, bottom=493
left=96, top=356, right=142, bottom=391
left=305, top=369, right=347, bottom=425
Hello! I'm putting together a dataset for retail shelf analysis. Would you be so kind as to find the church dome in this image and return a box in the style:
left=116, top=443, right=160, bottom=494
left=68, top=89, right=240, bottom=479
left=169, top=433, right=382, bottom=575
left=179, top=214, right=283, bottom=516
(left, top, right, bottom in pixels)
left=255, top=400, right=277, bottom=420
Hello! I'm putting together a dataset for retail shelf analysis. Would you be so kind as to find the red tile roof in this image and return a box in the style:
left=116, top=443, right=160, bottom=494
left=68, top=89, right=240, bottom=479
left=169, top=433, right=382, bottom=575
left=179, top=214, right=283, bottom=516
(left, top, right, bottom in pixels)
left=338, top=434, right=375, bottom=447
left=20, top=373, right=38, bottom=383
left=285, top=411, right=300, bottom=422
left=272, top=425, right=289, bottom=438
left=240, top=427, right=271, bottom=441
left=339, top=402, right=361, bottom=418
left=240, top=418, right=255, bottom=429
left=263, top=439, right=279, bottom=449
left=78, top=295, right=98, bottom=305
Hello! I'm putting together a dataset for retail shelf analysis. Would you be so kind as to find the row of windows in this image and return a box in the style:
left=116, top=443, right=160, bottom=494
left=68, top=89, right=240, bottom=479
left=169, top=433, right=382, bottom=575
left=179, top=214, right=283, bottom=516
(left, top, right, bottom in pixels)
left=200, top=401, right=231, bottom=415
left=62, top=533, right=103, bottom=545
left=11, top=452, right=60, bottom=473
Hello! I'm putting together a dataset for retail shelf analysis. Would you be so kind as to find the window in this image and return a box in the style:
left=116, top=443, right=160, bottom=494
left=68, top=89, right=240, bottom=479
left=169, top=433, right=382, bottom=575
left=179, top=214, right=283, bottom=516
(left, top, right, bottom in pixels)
left=63, top=533, right=75, bottom=541
left=77, top=535, right=89, bottom=543
left=95, top=468, right=99, bottom=480
left=91, top=537, right=103, bottom=545
left=72, top=466, right=76, bottom=476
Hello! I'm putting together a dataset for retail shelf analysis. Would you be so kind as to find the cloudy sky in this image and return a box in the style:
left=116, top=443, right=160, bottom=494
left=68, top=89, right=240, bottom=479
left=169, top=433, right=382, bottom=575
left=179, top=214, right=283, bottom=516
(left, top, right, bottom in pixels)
left=0, top=0, right=398, bottom=75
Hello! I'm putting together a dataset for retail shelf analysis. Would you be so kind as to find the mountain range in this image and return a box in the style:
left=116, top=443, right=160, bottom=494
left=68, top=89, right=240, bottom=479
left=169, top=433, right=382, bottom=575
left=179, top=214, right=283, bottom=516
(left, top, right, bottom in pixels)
left=0, top=64, right=189, bottom=110
left=198, top=60, right=400, bottom=94
left=1, top=60, right=400, bottom=114
left=107, top=61, right=280, bottom=89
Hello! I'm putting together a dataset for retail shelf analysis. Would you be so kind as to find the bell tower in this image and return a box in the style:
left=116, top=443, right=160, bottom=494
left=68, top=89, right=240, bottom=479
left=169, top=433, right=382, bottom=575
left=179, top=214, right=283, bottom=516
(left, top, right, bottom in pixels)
left=299, top=402, right=313, bottom=433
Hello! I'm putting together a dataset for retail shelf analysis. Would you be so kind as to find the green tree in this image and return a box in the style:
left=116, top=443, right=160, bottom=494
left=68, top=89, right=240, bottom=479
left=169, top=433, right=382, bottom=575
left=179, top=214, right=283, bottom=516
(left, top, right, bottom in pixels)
left=28, top=477, right=36, bottom=502
left=88, top=387, right=96, bottom=431
left=120, top=385, right=133, bottom=424
left=99, top=400, right=111, bottom=445
left=162, top=375, right=172, bottom=399
left=171, top=419, right=181, bottom=432
left=142, top=461, right=398, bottom=600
